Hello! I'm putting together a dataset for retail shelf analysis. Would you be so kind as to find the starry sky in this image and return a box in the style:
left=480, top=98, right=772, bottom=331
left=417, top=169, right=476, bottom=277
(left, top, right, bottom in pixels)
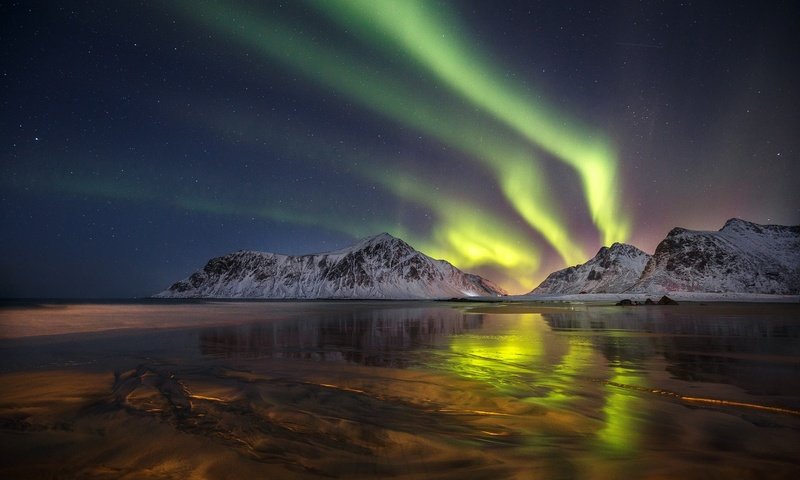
left=2, top=0, right=799, bottom=297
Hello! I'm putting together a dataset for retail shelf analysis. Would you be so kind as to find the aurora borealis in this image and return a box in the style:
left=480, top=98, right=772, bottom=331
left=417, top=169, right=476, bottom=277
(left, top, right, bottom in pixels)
left=2, top=1, right=799, bottom=296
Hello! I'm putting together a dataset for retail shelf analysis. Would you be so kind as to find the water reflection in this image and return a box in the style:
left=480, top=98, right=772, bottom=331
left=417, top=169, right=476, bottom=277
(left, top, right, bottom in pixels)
left=2, top=302, right=799, bottom=479
left=543, top=307, right=800, bottom=398
left=196, top=304, right=800, bottom=465
left=200, top=307, right=484, bottom=367
left=196, top=305, right=800, bottom=404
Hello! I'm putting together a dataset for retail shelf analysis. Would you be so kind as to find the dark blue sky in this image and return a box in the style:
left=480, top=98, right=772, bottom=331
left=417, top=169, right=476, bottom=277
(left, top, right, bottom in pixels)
left=2, top=0, right=798, bottom=296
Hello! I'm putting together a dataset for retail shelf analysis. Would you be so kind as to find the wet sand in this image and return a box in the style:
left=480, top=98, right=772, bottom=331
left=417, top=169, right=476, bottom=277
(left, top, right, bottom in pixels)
left=1, top=301, right=799, bottom=479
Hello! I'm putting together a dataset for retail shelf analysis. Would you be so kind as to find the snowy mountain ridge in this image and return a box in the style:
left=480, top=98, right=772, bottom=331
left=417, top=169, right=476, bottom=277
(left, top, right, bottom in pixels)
left=155, top=233, right=506, bottom=299
left=529, top=243, right=651, bottom=295
left=529, top=218, right=799, bottom=296
left=630, top=218, right=800, bottom=294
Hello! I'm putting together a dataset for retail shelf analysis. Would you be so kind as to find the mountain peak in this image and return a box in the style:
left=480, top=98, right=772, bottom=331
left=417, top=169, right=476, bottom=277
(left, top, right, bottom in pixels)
left=327, top=232, right=411, bottom=256
left=358, top=232, right=404, bottom=246
left=666, top=226, right=690, bottom=237
left=530, top=242, right=651, bottom=295
left=721, top=218, right=758, bottom=232
left=607, top=242, right=647, bottom=255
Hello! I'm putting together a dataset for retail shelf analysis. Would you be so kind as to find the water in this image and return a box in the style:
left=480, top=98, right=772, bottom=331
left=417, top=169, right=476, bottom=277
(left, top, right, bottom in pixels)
left=1, top=301, right=799, bottom=479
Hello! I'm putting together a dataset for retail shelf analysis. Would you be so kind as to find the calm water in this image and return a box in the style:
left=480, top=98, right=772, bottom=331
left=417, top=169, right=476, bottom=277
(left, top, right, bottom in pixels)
left=0, top=301, right=799, bottom=479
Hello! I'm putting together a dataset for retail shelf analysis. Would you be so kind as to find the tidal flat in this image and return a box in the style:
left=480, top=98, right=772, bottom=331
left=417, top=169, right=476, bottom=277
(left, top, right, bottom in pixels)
left=1, top=300, right=799, bottom=479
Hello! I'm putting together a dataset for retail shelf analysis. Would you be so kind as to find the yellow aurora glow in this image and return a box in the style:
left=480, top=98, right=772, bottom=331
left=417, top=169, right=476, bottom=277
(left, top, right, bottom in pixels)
left=365, top=170, right=542, bottom=290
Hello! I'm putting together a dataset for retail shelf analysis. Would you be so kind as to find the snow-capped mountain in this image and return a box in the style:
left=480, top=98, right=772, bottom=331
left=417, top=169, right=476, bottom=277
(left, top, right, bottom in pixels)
left=155, top=233, right=506, bottom=299
left=630, top=218, right=800, bottom=294
left=529, top=243, right=651, bottom=295
left=528, top=219, right=799, bottom=297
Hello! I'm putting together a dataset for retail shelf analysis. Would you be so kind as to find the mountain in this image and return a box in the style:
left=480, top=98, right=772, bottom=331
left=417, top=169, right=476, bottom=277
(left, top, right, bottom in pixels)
left=528, top=218, right=799, bottom=297
left=529, top=243, right=651, bottom=295
left=155, top=233, right=507, bottom=299
left=630, top=218, right=800, bottom=294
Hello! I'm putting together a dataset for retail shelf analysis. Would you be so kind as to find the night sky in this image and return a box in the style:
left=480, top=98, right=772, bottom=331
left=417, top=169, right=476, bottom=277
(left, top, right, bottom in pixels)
left=2, top=1, right=799, bottom=297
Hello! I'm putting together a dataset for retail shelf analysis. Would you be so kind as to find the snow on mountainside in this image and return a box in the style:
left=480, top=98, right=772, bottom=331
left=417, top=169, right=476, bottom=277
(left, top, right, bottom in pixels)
left=630, top=218, right=800, bottom=294
left=529, top=243, right=651, bottom=295
left=155, top=233, right=507, bottom=299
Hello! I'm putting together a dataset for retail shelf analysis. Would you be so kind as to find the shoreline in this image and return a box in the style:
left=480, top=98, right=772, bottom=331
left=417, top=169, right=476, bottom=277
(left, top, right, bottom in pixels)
left=0, top=296, right=798, bottom=341
left=470, top=292, right=800, bottom=305
left=2, top=292, right=798, bottom=305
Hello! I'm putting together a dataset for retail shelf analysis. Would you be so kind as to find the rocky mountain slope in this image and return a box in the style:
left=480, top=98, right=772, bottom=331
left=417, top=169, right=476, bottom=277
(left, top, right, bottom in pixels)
left=630, top=218, right=799, bottom=294
left=529, top=243, right=651, bottom=295
left=529, top=218, right=799, bottom=296
left=155, top=233, right=506, bottom=299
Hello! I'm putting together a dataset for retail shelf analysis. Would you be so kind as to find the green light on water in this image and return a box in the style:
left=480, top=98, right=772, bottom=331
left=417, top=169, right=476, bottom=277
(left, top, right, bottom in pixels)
left=448, top=315, right=547, bottom=394
left=445, top=315, right=644, bottom=457
left=597, top=366, right=643, bottom=455
left=446, top=315, right=597, bottom=407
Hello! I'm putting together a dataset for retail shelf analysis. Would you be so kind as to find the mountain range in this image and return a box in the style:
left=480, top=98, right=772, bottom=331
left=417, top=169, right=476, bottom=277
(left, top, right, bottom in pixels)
left=155, top=233, right=506, bottom=299
left=157, top=218, right=799, bottom=299
left=530, top=218, right=799, bottom=296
